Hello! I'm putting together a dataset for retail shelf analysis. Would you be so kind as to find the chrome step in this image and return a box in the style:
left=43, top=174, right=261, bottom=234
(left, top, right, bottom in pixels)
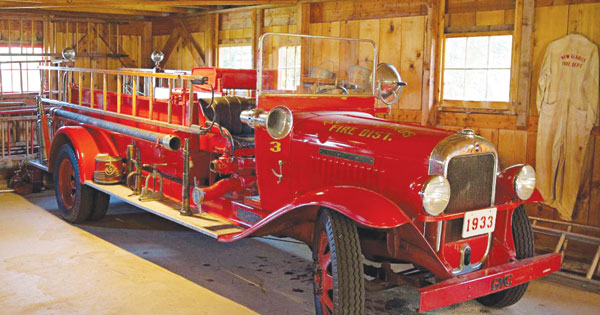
left=86, top=181, right=244, bottom=239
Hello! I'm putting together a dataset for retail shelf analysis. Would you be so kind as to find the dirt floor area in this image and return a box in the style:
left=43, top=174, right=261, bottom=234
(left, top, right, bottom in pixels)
left=1, top=190, right=599, bottom=314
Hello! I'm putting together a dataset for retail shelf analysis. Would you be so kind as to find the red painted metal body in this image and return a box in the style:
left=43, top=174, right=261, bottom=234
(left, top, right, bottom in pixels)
left=419, top=253, right=562, bottom=313
left=41, top=62, right=558, bottom=312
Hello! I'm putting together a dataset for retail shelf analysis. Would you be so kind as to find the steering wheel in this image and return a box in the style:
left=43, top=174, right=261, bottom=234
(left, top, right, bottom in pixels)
left=316, top=85, right=349, bottom=95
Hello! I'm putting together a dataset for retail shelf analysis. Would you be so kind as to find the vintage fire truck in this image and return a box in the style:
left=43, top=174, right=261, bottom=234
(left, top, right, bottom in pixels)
left=31, top=33, right=561, bottom=314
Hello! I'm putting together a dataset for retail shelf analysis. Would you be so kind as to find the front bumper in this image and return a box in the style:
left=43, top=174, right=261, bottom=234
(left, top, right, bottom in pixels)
left=418, top=252, right=561, bottom=313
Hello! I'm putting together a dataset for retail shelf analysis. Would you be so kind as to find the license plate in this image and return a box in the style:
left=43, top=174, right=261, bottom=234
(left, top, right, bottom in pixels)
left=462, top=208, right=497, bottom=238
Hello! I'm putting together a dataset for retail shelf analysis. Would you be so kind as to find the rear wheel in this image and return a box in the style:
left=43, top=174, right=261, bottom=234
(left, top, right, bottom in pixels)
left=313, top=209, right=365, bottom=315
left=54, top=144, right=93, bottom=223
left=477, top=205, right=534, bottom=308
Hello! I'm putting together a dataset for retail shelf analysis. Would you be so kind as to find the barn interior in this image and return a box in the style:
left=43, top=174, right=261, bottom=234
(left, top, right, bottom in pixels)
left=0, top=0, right=599, bottom=314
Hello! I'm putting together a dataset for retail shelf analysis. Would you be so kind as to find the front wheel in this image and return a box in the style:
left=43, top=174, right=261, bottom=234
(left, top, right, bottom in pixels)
left=313, top=209, right=365, bottom=315
left=477, top=205, right=534, bottom=308
left=54, top=144, right=94, bottom=223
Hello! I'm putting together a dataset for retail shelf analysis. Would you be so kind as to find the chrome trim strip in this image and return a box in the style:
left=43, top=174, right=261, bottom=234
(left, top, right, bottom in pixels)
left=319, top=148, right=374, bottom=165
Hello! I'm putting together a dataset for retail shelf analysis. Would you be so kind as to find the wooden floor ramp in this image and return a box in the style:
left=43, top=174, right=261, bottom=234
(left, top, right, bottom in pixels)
left=86, top=181, right=245, bottom=239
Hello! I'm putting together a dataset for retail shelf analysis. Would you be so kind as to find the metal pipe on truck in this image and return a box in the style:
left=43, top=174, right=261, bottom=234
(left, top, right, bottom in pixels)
left=53, top=108, right=181, bottom=151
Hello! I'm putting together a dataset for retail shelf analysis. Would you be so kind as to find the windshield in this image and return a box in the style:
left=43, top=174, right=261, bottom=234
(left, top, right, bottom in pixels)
left=258, top=33, right=377, bottom=96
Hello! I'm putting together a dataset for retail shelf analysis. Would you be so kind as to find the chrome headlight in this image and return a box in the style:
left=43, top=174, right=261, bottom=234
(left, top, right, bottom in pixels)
left=421, top=176, right=451, bottom=216
left=514, top=165, right=536, bottom=200
left=266, top=106, right=293, bottom=139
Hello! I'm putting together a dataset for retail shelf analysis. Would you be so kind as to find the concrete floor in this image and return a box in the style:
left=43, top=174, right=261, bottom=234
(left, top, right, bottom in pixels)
left=1, top=190, right=599, bottom=315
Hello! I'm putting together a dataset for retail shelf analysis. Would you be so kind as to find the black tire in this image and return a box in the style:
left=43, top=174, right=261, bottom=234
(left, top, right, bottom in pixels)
left=89, top=190, right=110, bottom=221
left=313, top=209, right=365, bottom=315
left=53, top=144, right=94, bottom=223
left=477, top=205, right=534, bottom=308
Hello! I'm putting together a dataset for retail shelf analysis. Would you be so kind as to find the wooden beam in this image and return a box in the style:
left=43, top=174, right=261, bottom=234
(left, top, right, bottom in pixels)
left=296, top=2, right=309, bottom=35
left=513, top=0, right=535, bottom=128
left=205, top=14, right=216, bottom=67
left=422, top=0, right=445, bottom=127
left=160, top=25, right=182, bottom=68
left=251, top=8, right=263, bottom=68
left=178, top=20, right=206, bottom=66
left=141, top=21, right=153, bottom=68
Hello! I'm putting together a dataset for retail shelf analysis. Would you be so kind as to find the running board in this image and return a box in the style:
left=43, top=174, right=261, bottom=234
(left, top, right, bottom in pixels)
left=85, top=181, right=245, bottom=239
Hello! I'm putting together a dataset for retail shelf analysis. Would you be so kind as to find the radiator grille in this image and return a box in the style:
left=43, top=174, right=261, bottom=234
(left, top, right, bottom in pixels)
left=445, top=154, right=495, bottom=213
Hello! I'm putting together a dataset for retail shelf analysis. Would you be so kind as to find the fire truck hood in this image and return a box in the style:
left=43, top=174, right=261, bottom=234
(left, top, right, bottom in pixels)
left=292, top=111, right=452, bottom=162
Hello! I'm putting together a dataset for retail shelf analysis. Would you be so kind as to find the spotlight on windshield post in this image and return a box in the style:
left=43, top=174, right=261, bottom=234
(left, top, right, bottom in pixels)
left=151, top=50, right=165, bottom=71
left=61, top=47, right=76, bottom=62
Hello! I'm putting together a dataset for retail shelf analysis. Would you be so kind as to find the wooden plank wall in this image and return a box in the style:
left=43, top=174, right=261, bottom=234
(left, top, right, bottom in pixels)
left=0, top=15, right=144, bottom=93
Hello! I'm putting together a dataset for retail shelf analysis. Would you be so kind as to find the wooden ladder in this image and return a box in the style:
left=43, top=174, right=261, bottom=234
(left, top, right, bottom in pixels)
left=531, top=216, right=600, bottom=282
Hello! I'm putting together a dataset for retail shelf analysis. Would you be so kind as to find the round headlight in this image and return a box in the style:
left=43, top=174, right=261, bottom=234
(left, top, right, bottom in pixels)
left=266, top=106, right=293, bottom=139
left=514, top=165, right=536, bottom=200
left=421, top=176, right=451, bottom=216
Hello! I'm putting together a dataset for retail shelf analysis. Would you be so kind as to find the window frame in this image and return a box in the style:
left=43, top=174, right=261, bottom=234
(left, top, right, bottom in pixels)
left=217, top=44, right=253, bottom=70
left=0, top=44, right=45, bottom=95
left=439, top=30, right=515, bottom=113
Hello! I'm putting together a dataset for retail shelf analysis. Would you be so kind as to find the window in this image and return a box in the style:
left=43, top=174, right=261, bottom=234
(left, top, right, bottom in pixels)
left=277, top=46, right=301, bottom=91
left=218, top=45, right=252, bottom=69
left=0, top=46, right=44, bottom=94
left=443, top=35, right=512, bottom=103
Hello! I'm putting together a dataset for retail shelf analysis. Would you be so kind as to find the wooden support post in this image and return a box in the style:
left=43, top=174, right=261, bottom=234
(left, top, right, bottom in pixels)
left=514, top=0, right=535, bottom=129
left=206, top=14, right=217, bottom=67
left=214, top=14, right=220, bottom=67
left=296, top=3, right=310, bottom=35
left=141, top=21, right=153, bottom=68
left=421, top=0, right=445, bottom=126
left=251, top=9, right=263, bottom=69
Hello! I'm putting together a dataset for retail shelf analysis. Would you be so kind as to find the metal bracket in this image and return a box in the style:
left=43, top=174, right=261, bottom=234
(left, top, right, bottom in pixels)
left=272, top=160, right=284, bottom=184
left=139, top=163, right=167, bottom=202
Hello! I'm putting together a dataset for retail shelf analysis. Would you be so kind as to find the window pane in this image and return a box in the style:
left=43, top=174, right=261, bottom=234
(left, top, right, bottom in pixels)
left=443, top=69, right=465, bottom=100
left=488, top=35, right=512, bottom=68
left=444, top=37, right=466, bottom=68
left=465, top=36, right=489, bottom=69
left=486, top=69, right=510, bottom=102
left=464, top=70, right=487, bottom=101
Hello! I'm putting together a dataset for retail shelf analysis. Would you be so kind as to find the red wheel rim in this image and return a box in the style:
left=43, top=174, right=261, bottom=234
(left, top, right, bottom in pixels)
left=58, top=158, right=76, bottom=211
left=315, top=230, right=334, bottom=314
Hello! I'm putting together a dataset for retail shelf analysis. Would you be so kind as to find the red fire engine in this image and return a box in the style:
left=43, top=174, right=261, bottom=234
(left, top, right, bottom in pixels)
left=31, top=33, right=561, bottom=314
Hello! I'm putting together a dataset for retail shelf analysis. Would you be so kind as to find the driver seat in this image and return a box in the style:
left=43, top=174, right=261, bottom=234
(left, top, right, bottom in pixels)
left=200, top=96, right=255, bottom=149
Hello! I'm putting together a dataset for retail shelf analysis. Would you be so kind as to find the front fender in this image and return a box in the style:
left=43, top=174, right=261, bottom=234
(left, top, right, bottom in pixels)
left=49, top=126, right=100, bottom=183
left=219, top=186, right=411, bottom=242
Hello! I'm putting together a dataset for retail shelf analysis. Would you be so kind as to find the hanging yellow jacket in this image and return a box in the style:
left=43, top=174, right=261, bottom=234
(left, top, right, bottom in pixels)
left=536, top=33, right=599, bottom=220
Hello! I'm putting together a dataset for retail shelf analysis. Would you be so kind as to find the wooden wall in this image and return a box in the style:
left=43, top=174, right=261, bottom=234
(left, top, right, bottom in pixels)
left=0, top=14, right=146, bottom=95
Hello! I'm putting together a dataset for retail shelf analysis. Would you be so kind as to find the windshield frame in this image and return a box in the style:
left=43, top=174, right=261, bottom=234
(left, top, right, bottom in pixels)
left=256, top=33, right=379, bottom=97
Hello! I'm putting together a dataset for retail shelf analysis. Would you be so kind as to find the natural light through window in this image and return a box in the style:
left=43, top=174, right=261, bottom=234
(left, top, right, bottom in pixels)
left=443, top=35, right=512, bottom=102
left=277, top=46, right=301, bottom=91
left=0, top=46, right=43, bottom=94
left=218, top=45, right=252, bottom=69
